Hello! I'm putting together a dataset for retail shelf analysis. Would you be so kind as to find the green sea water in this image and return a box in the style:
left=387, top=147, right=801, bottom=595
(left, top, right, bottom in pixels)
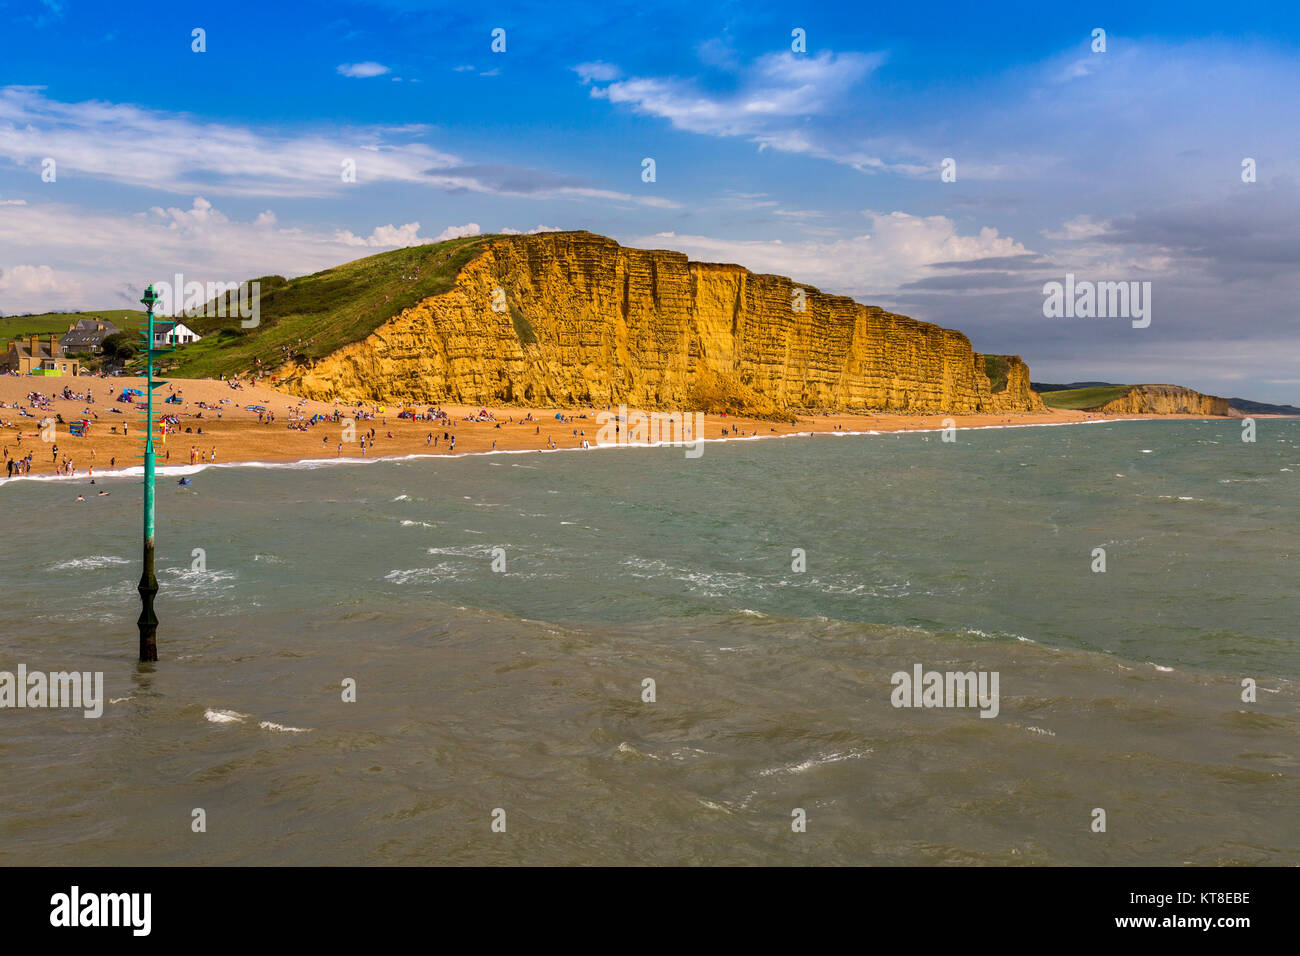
left=1, top=418, right=1296, bottom=865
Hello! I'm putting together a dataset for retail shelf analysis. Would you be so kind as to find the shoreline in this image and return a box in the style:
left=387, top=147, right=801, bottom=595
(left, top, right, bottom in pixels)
left=1, top=374, right=1276, bottom=487
left=0, top=406, right=1259, bottom=487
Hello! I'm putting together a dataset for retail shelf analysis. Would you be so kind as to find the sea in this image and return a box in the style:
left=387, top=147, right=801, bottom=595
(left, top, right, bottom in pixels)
left=1, top=418, right=1296, bottom=865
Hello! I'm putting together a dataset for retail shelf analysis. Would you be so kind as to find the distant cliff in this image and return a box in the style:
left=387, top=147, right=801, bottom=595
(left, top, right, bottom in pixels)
left=1094, top=385, right=1230, bottom=416
left=279, top=231, right=1044, bottom=415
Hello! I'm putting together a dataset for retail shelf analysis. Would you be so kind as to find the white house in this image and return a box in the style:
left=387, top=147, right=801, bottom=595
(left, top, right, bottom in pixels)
left=152, top=320, right=203, bottom=348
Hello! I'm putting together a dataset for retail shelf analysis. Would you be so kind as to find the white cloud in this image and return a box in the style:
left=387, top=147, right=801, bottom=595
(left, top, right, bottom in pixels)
left=499, top=224, right=562, bottom=235
left=0, top=86, right=675, bottom=207
left=0, top=197, right=480, bottom=312
left=433, top=222, right=483, bottom=241
left=630, top=211, right=1032, bottom=298
left=574, top=61, right=621, bottom=83
left=0, top=263, right=70, bottom=297
left=584, top=50, right=913, bottom=173
left=1041, top=215, right=1111, bottom=240
left=592, top=51, right=882, bottom=136
left=337, top=62, right=391, bottom=78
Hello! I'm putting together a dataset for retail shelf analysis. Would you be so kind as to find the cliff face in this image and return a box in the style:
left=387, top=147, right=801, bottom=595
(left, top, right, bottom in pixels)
left=1096, top=385, right=1229, bottom=416
left=281, top=232, right=1044, bottom=414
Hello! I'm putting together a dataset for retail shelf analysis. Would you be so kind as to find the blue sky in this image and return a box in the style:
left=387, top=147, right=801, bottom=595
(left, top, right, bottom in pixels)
left=2, top=0, right=1299, bottom=401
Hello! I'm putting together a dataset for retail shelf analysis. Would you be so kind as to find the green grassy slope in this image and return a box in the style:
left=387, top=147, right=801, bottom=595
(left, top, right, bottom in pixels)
left=982, top=354, right=1011, bottom=393
left=165, top=234, right=494, bottom=379
left=0, top=309, right=144, bottom=342
left=1039, top=385, right=1133, bottom=410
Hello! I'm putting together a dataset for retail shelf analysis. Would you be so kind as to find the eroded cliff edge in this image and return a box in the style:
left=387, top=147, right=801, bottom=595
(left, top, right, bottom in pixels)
left=1094, top=385, right=1230, bottom=416
left=280, top=231, right=1045, bottom=415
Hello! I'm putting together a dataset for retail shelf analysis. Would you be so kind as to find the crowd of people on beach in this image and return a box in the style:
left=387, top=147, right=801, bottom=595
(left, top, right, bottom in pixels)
left=0, top=373, right=882, bottom=484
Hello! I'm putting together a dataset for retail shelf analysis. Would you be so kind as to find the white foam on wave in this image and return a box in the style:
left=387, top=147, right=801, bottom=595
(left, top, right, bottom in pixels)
left=259, top=720, right=310, bottom=733
left=384, top=563, right=460, bottom=584
left=758, top=747, right=872, bottom=777
left=49, top=555, right=129, bottom=571
left=615, top=742, right=661, bottom=760
left=205, top=708, right=247, bottom=724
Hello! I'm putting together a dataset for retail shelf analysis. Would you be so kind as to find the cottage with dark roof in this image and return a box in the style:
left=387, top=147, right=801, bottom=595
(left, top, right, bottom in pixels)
left=59, top=317, right=120, bottom=354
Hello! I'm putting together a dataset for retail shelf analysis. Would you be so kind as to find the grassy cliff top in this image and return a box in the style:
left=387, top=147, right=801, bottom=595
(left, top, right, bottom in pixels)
left=165, top=234, right=495, bottom=379
left=0, top=309, right=145, bottom=341
left=1039, top=385, right=1133, bottom=409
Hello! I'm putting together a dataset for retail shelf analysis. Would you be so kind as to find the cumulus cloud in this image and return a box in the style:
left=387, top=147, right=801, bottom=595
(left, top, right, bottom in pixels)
left=0, top=197, right=478, bottom=312
left=499, top=224, right=563, bottom=235
left=631, top=211, right=1032, bottom=298
left=0, top=263, right=69, bottom=297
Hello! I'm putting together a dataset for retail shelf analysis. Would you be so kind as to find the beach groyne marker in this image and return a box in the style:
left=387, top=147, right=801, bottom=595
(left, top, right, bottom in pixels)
left=136, top=285, right=173, bottom=662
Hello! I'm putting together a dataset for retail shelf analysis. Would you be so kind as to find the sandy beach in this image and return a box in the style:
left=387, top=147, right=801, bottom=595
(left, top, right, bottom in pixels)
left=0, top=373, right=1235, bottom=481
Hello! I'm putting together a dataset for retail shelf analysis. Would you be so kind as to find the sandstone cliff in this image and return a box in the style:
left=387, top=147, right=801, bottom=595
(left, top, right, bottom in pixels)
left=1094, top=385, right=1229, bottom=416
left=280, top=231, right=1044, bottom=415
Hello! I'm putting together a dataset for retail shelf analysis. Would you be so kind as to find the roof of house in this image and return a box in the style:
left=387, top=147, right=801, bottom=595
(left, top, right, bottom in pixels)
left=153, top=319, right=199, bottom=334
left=70, top=318, right=119, bottom=331
left=61, top=319, right=119, bottom=349
left=7, top=340, right=73, bottom=361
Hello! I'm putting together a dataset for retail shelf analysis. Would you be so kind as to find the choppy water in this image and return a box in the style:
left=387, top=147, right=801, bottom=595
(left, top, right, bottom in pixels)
left=1, top=419, right=1297, bottom=865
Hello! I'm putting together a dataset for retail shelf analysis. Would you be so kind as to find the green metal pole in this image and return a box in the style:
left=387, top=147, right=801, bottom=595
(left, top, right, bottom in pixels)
left=137, top=285, right=160, bottom=662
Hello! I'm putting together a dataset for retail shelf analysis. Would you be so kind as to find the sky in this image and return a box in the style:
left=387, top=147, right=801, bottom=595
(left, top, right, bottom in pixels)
left=1, top=0, right=1298, bottom=402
